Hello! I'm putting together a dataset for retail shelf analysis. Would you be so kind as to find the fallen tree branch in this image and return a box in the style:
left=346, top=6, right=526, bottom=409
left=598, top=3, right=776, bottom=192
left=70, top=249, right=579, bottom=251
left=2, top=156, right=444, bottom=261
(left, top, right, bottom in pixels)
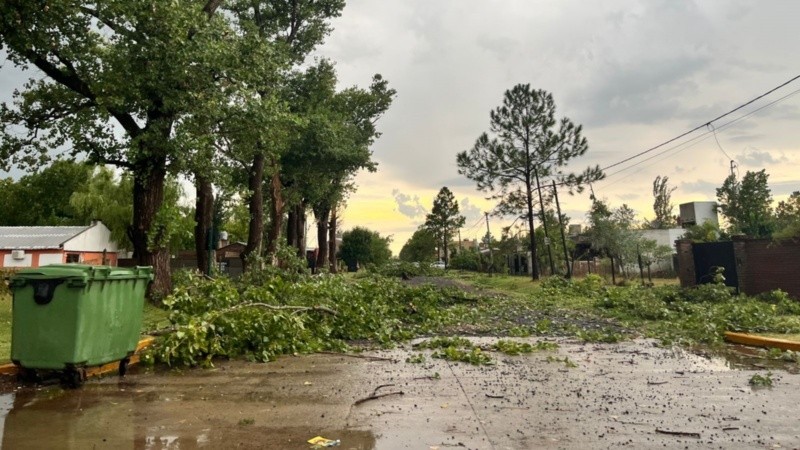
left=143, top=303, right=338, bottom=337
left=218, top=302, right=338, bottom=316
left=647, top=381, right=668, bottom=385
left=353, top=390, right=404, bottom=406
left=655, top=429, right=700, bottom=438
left=485, top=393, right=505, bottom=399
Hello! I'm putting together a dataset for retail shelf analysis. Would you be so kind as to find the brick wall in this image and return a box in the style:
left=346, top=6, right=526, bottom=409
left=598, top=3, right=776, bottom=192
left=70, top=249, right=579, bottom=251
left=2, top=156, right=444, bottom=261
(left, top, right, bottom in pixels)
left=678, top=237, right=800, bottom=299
left=734, top=237, right=800, bottom=299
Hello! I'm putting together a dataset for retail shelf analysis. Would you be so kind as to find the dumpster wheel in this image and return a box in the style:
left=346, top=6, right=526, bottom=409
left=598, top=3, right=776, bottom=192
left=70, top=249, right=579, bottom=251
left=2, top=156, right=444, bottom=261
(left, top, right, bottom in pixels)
left=17, top=368, right=40, bottom=384
left=119, top=357, right=130, bottom=377
left=63, top=367, right=86, bottom=388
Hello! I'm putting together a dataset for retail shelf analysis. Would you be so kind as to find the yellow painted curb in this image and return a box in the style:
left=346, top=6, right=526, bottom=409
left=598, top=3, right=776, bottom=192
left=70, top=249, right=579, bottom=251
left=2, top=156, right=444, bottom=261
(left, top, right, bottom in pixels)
left=724, top=331, right=800, bottom=352
left=0, top=336, right=156, bottom=378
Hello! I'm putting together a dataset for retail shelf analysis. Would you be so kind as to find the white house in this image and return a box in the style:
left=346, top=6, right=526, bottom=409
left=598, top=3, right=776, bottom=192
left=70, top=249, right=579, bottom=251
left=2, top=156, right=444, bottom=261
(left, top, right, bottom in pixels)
left=0, top=220, right=118, bottom=268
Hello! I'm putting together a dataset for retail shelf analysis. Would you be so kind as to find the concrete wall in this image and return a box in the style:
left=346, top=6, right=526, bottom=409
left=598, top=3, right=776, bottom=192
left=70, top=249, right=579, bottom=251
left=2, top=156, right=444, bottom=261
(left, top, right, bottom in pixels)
left=62, top=222, right=118, bottom=253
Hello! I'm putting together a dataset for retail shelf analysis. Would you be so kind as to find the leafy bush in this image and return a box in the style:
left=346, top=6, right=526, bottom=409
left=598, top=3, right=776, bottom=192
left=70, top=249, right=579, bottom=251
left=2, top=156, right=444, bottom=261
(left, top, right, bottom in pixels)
left=369, top=260, right=444, bottom=278
left=449, top=250, right=481, bottom=271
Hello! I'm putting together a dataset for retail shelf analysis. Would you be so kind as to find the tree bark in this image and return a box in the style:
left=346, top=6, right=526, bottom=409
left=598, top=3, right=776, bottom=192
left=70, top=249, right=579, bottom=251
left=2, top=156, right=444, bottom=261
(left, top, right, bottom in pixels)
left=328, top=207, right=338, bottom=273
left=287, top=202, right=306, bottom=257
left=130, top=160, right=170, bottom=299
left=265, top=157, right=284, bottom=263
left=194, top=175, right=213, bottom=274
left=241, top=153, right=265, bottom=271
left=315, top=206, right=330, bottom=271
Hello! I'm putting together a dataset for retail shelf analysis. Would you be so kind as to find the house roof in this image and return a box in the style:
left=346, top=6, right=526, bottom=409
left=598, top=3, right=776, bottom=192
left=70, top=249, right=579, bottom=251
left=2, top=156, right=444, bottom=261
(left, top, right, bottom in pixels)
left=0, top=225, right=91, bottom=250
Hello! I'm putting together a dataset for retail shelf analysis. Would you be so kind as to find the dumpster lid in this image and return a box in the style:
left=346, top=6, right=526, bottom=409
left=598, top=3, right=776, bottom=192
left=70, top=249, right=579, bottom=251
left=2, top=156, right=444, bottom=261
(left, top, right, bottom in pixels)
left=12, top=264, right=153, bottom=280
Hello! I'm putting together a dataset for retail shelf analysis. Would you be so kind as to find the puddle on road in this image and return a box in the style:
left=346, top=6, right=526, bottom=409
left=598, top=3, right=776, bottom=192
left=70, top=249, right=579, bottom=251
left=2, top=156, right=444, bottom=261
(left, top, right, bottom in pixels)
left=0, top=374, right=377, bottom=449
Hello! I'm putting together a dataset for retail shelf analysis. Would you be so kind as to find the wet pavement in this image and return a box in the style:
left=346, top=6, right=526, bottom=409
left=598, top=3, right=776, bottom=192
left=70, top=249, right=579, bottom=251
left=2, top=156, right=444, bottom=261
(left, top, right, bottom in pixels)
left=0, top=338, right=798, bottom=449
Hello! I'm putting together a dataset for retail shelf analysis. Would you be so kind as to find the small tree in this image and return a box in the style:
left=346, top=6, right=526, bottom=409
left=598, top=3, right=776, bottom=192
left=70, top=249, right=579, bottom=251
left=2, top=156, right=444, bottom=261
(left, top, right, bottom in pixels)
left=399, top=227, right=437, bottom=262
left=651, top=175, right=677, bottom=229
left=338, top=227, right=391, bottom=271
left=716, top=169, right=774, bottom=237
left=424, top=187, right=465, bottom=266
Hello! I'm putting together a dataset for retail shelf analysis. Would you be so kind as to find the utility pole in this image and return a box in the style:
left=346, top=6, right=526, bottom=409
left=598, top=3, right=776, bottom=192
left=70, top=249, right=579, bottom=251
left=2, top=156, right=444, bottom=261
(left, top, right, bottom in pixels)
left=552, top=180, right=571, bottom=279
left=534, top=168, right=556, bottom=276
left=485, top=212, right=494, bottom=275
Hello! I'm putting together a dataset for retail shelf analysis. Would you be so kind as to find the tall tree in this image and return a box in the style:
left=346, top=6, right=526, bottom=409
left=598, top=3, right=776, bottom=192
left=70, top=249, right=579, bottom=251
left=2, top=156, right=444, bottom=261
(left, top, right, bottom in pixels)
left=424, top=187, right=465, bottom=266
left=281, top=61, right=394, bottom=271
left=716, top=169, right=774, bottom=237
left=456, top=85, right=603, bottom=280
left=651, top=175, right=677, bottom=229
left=0, top=0, right=234, bottom=296
left=223, top=0, right=346, bottom=270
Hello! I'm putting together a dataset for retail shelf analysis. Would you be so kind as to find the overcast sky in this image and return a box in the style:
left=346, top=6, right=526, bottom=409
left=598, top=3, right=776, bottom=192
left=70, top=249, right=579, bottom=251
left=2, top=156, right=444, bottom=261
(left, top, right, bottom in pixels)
left=2, top=1, right=799, bottom=255
left=315, top=0, right=800, bottom=253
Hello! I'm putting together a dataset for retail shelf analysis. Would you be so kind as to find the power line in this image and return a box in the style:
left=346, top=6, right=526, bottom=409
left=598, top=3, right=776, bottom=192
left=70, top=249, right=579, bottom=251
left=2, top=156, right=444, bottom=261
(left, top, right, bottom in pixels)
left=595, top=86, right=800, bottom=189
left=600, top=74, right=800, bottom=172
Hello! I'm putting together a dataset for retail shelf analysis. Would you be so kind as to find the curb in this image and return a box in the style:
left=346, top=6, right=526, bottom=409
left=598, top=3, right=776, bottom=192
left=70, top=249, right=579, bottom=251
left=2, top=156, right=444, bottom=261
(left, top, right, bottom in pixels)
left=0, top=336, right=156, bottom=378
left=724, top=331, right=800, bottom=351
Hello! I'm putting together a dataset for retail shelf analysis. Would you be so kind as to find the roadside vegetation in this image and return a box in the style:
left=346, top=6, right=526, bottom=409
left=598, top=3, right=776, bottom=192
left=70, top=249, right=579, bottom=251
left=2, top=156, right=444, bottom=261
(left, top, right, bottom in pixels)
left=134, top=262, right=800, bottom=368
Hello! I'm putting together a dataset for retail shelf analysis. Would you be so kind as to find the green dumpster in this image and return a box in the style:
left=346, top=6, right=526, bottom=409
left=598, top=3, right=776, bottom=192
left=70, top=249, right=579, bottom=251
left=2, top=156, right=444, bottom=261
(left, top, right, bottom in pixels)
left=8, top=264, right=152, bottom=383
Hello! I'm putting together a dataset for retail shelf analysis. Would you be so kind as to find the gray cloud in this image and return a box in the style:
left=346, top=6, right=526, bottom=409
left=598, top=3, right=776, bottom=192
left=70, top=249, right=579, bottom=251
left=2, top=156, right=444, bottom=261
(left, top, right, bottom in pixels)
left=459, top=197, right=483, bottom=224
left=392, top=189, right=426, bottom=219
left=736, top=147, right=788, bottom=167
left=681, top=180, right=718, bottom=195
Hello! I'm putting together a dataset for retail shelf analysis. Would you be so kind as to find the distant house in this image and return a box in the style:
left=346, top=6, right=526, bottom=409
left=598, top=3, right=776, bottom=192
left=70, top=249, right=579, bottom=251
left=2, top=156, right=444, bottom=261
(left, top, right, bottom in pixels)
left=0, top=220, right=118, bottom=268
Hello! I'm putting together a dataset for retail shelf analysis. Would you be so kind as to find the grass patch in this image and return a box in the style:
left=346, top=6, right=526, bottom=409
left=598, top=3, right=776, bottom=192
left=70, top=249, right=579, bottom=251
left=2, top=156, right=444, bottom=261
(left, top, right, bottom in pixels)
left=0, top=294, right=11, bottom=364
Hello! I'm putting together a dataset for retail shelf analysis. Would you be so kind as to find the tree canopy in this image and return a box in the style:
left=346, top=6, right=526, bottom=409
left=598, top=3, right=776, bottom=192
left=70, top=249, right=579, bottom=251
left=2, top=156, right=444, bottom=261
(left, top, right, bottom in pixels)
left=716, top=169, right=774, bottom=237
left=650, top=175, right=677, bottom=229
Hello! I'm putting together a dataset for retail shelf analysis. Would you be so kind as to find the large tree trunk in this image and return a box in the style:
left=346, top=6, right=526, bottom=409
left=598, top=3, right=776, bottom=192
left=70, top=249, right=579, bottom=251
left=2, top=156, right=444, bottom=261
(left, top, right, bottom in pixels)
left=315, top=206, right=330, bottom=271
left=194, top=175, right=213, bottom=274
left=328, top=207, right=338, bottom=273
left=287, top=203, right=306, bottom=257
left=130, top=160, right=170, bottom=299
left=265, top=157, right=284, bottom=263
left=241, top=153, right=265, bottom=272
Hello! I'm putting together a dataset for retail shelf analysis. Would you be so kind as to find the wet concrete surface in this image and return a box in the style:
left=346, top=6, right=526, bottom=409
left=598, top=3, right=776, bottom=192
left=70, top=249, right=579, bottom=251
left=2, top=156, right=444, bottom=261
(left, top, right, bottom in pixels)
left=0, top=339, right=798, bottom=449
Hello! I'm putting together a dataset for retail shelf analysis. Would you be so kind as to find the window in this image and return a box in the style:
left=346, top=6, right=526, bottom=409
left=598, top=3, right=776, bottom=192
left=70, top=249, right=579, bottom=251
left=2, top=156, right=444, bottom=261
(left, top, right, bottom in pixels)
left=66, top=253, right=80, bottom=263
